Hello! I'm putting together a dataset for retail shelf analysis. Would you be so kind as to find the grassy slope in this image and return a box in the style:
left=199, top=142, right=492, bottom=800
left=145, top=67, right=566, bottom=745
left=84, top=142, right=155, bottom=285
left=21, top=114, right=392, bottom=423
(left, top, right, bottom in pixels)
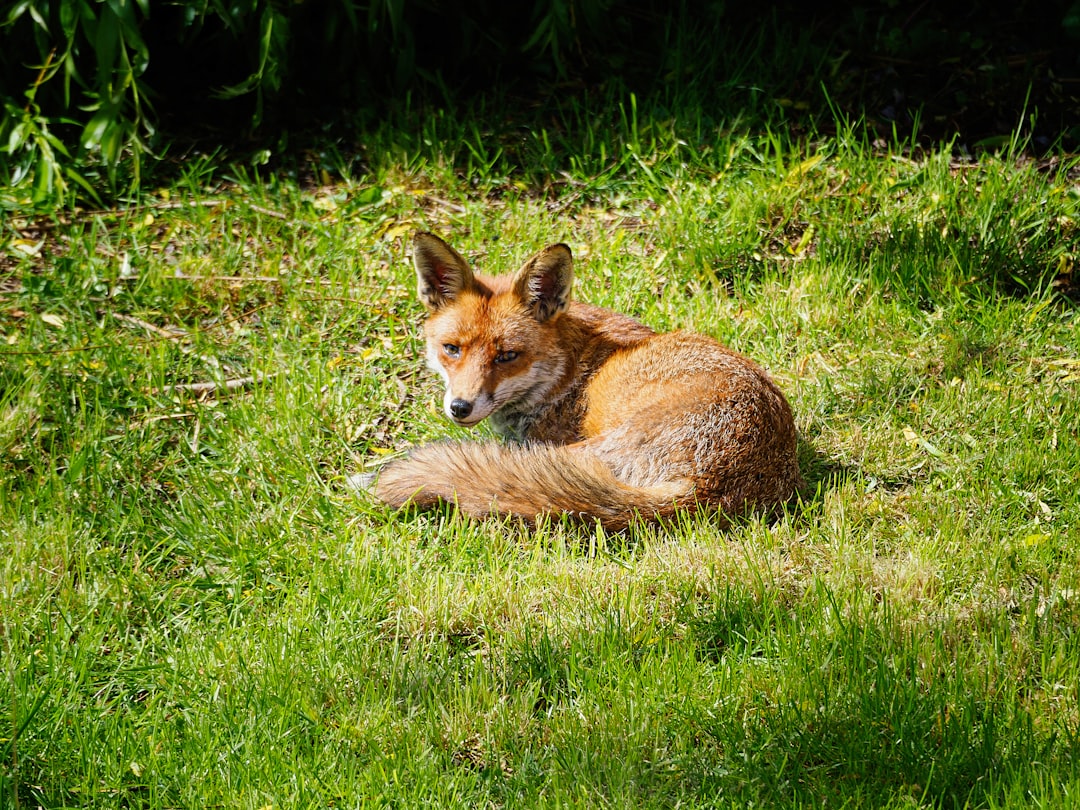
left=3, top=83, right=1080, bottom=807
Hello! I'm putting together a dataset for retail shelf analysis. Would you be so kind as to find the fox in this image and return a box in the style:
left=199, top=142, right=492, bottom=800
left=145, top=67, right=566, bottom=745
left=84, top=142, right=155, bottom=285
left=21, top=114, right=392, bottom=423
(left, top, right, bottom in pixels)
left=368, top=231, right=804, bottom=530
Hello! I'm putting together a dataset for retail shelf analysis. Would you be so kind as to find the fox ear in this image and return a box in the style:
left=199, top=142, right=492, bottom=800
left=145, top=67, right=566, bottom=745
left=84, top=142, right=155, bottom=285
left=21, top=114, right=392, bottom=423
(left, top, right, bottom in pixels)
left=512, top=243, right=574, bottom=322
left=413, top=232, right=476, bottom=310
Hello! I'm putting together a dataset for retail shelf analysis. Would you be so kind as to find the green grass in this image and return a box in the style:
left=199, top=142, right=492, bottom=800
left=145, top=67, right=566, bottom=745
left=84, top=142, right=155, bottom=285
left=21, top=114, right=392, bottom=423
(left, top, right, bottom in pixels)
left=3, top=91, right=1080, bottom=808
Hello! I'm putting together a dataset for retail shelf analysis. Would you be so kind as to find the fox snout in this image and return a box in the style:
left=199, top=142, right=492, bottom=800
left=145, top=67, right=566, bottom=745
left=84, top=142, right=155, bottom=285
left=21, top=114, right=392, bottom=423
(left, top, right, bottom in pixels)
left=441, top=389, right=495, bottom=425
left=449, top=398, right=473, bottom=420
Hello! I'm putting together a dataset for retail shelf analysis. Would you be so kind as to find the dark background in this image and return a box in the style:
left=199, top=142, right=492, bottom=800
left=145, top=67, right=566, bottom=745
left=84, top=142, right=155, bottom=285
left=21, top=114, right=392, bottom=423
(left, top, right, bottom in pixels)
left=3, top=0, right=1079, bottom=176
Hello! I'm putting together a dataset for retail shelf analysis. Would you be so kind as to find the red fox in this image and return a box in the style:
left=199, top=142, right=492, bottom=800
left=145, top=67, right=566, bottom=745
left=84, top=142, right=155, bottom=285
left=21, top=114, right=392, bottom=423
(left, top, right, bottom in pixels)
left=369, top=231, right=804, bottom=530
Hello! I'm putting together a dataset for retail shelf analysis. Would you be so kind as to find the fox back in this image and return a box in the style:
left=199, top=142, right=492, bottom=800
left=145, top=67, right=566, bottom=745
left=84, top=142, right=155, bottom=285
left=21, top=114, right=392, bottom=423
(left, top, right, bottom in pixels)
left=371, top=232, right=803, bottom=529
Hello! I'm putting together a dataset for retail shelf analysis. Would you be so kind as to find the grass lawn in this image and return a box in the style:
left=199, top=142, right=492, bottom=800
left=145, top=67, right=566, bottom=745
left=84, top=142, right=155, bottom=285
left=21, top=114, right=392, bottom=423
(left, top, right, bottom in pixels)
left=3, top=87, right=1080, bottom=807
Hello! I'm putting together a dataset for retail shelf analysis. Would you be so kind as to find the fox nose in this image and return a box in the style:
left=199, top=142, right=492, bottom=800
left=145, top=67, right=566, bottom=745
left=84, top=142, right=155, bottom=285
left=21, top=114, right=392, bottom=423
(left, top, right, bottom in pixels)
left=449, top=398, right=473, bottom=419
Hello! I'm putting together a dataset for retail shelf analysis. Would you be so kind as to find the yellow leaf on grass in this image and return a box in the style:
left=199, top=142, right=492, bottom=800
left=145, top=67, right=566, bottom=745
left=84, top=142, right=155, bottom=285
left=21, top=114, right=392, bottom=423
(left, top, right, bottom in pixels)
left=902, top=426, right=942, bottom=457
left=787, top=154, right=824, bottom=182
left=41, top=313, right=65, bottom=328
left=11, top=238, right=43, bottom=256
left=384, top=223, right=411, bottom=241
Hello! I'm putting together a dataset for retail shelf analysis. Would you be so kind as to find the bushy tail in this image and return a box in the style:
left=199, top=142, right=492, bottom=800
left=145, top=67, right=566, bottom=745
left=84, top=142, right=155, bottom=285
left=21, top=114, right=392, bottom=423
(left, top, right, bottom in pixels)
left=373, top=441, right=693, bottom=530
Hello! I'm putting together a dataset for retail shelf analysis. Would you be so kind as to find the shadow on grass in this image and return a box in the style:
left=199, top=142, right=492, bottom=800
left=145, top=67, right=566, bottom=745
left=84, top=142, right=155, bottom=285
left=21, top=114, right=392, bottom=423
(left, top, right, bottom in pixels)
left=680, top=596, right=1078, bottom=808
left=672, top=561, right=1080, bottom=806
left=788, top=436, right=861, bottom=521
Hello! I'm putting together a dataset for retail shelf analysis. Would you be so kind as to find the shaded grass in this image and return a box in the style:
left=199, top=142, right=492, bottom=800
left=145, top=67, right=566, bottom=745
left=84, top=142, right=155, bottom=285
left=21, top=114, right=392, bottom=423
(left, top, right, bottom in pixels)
left=2, top=93, right=1080, bottom=808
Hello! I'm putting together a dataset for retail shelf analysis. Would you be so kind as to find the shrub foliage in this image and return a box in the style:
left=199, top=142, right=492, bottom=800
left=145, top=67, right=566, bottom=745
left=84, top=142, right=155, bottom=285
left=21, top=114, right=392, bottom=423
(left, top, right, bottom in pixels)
left=0, top=0, right=628, bottom=208
left=1, top=0, right=1078, bottom=210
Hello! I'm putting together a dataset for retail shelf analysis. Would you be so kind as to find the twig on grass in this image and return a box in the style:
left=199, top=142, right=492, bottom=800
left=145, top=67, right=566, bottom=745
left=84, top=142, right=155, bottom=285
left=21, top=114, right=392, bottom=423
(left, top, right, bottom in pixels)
left=247, top=203, right=290, bottom=221
left=189, top=416, right=201, bottom=454
left=171, top=274, right=289, bottom=283
left=424, top=195, right=467, bottom=214
left=112, top=313, right=187, bottom=339
left=147, top=199, right=227, bottom=210
left=160, top=374, right=269, bottom=400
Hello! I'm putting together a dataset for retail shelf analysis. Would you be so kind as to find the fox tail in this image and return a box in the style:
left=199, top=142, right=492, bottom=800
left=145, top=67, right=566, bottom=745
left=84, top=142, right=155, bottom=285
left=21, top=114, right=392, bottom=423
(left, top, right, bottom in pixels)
left=371, top=441, right=693, bottom=530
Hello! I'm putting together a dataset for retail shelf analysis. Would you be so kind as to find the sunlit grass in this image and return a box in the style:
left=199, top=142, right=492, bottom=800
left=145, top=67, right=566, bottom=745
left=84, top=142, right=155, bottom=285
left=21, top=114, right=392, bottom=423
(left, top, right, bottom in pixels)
left=2, top=87, right=1079, bottom=807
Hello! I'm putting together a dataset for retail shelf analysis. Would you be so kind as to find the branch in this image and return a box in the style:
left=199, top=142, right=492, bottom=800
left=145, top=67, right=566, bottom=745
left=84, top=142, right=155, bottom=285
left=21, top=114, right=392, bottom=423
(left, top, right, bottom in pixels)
left=160, top=374, right=268, bottom=399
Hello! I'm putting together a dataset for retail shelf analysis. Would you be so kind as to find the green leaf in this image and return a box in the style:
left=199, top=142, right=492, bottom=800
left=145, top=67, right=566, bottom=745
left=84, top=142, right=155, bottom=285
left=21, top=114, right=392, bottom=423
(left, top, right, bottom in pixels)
left=27, top=1, right=48, bottom=31
left=6, top=121, right=28, bottom=153
left=41, top=125, right=73, bottom=157
left=59, top=0, right=79, bottom=36
left=64, top=164, right=103, bottom=206
left=81, top=108, right=114, bottom=149
left=353, top=186, right=385, bottom=206
left=99, top=118, right=124, bottom=166
left=4, top=0, right=34, bottom=26
left=94, top=6, right=120, bottom=88
left=216, top=5, right=275, bottom=99
left=31, top=152, right=57, bottom=205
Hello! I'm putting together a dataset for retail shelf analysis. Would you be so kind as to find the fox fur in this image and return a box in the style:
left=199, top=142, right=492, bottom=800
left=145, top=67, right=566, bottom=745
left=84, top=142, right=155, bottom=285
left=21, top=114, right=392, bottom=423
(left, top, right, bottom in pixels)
left=371, top=231, right=804, bottom=530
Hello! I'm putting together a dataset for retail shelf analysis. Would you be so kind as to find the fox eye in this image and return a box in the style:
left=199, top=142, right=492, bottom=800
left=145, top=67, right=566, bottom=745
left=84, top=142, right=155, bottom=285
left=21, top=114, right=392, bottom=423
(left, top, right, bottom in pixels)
left=495, top=350, right=519, bottom=364
left=443, top=344, right=461, bottom=358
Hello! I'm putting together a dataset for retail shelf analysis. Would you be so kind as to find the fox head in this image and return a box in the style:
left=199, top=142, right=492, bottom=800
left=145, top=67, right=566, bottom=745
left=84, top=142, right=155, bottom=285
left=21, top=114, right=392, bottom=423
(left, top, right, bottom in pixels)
left=412, top=231, right=574, bottom=427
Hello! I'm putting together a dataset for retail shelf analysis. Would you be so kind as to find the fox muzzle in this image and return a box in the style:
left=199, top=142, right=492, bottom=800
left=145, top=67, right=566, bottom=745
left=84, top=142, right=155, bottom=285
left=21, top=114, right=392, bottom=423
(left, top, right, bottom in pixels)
left=449, top=398, right=473, bottom=419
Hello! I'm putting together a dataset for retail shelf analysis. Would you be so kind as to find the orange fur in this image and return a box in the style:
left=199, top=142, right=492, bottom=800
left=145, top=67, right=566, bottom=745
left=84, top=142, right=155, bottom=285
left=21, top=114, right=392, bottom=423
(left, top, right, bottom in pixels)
left=371, top=232, right=804, bottom=530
